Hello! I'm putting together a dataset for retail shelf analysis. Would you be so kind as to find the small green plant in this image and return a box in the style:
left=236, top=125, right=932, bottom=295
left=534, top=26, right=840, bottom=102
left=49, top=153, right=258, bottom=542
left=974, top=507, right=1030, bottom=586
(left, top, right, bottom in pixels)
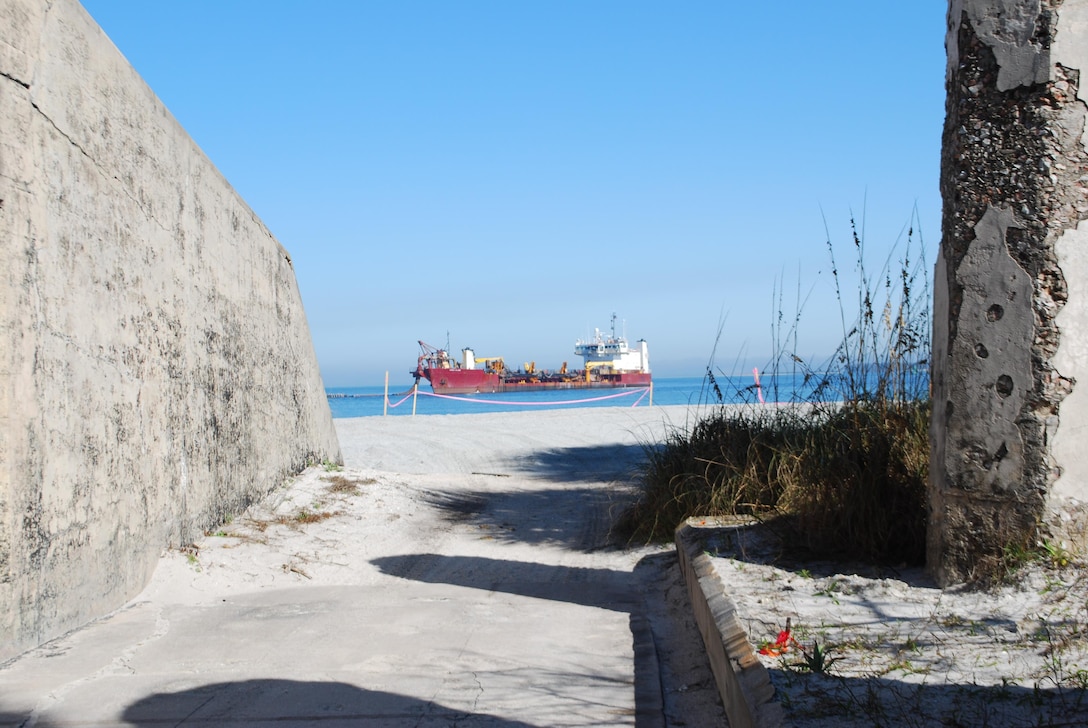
left=1072, top=668, right=1088, bottom=691
left=283, top=508, right=338, bottom=525
left=1042, top=539, right=1073, bottom=568
left=815, top=579, right=843, bottom=603
left=1001, top=538, right=1078, bottom=582
left=322, top=459, right=343, bottom=472
left=183, top=548, right=201, bottom=572
left=1001, top=539, right=1038, bottom=578
left=795, top=639, right=839, bottom=674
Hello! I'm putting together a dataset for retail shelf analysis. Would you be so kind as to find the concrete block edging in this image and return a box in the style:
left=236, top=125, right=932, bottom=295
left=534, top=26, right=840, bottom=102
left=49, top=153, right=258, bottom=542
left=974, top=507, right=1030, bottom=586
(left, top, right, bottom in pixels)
left=674, top=522, right=784, bottom=728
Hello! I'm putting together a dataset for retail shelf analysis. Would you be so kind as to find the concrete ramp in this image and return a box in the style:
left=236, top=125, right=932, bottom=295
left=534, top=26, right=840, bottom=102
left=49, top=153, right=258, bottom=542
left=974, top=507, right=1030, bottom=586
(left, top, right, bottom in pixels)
left=0, top=0, right=341, bottom=660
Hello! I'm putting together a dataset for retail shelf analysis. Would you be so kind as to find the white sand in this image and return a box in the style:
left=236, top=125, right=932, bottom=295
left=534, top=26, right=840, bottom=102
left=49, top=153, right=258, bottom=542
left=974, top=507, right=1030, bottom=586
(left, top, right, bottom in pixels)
left=696, top=520, right=1088, bottom=726
left=0, top=404, right=729, bottom=727
left=7, top=402, right=1082, bottom=727
left=333, top=405, right=1088, bottom=725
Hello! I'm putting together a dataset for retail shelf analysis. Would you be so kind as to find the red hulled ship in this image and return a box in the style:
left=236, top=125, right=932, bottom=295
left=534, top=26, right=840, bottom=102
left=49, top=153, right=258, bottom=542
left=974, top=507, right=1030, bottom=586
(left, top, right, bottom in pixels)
left=412, top=316, right=651, bottom=395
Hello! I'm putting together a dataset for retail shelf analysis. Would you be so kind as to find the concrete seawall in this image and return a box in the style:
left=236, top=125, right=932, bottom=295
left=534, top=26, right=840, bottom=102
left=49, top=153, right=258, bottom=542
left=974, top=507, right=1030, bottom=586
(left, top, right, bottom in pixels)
left=0, top=0, right=341, bottom=659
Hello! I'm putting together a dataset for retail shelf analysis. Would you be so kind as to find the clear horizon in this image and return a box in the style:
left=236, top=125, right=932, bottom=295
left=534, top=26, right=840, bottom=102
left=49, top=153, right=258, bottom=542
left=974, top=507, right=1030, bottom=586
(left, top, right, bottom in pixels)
left=81, top=2, right=945, bottom=387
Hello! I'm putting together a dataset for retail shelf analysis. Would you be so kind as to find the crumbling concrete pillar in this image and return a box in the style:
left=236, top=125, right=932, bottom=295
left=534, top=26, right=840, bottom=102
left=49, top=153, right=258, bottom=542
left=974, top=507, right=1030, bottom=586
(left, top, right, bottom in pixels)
left=931, top=0, right=1088, bottom=584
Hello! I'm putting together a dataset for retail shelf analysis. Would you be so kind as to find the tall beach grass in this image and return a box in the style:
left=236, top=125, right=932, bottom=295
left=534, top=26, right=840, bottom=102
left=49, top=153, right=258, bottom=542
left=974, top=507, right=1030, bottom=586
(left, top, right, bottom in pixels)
left=619, top=213, right=931, bottom=565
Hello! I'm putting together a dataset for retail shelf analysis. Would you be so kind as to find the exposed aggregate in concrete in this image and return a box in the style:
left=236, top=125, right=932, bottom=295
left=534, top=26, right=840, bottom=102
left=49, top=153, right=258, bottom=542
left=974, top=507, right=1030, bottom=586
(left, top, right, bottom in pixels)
left=932, top=0, right=1088, bottom=584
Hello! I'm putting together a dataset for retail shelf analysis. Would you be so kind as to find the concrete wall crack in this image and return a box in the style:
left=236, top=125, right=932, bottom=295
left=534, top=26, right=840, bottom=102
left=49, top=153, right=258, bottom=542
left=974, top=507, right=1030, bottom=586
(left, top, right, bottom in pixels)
left=27, top=96, right=171, bottom=235
left=0, top=0, right=341, bottom=660
left=0, top=70, right=30, bottom=89
left=28, top=99, right=91, bottom=165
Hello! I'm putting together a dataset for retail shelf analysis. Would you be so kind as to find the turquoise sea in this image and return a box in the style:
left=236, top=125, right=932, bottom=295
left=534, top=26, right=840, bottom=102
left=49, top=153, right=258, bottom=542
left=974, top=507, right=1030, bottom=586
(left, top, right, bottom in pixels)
left=325, top=372, right=817, bottom=418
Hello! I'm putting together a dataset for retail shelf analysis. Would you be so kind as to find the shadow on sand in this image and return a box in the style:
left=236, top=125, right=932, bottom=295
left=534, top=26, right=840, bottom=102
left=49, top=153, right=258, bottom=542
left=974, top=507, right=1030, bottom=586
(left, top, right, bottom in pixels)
left=374, top=548, right=1088, bottom=727
left=500, top=442, right=651, bottom=483
left=373, top=550, right=712, bottom=728
left=418, top=484, right=628, bottom=551
left=118, top=679, right=537, bottom=727
left=0, top=682, right=534, bottom=727
left=373, top=553, right=635, bottom=611
left=760, top=667, right=1088, bottom=726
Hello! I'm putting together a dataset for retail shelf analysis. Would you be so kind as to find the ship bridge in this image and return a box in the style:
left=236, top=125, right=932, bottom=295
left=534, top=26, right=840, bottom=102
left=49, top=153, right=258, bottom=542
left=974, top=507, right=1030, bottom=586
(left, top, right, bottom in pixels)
left=574, top=322, right=650, bottom=374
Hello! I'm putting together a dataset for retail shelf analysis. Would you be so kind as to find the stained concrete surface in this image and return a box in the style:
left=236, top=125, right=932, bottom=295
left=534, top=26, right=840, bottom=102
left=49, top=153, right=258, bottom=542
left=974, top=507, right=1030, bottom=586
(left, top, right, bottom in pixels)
left=0, top=407, right=727, bottom=727
left=1, top=0, right=339, bottom=660
left=933, top=0, right=1088, bottom=581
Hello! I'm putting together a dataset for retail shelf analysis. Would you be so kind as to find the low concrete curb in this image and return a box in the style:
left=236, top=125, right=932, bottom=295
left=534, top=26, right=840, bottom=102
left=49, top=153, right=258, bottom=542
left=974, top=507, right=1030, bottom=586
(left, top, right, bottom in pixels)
left=674, top=522, right=784, bottom=728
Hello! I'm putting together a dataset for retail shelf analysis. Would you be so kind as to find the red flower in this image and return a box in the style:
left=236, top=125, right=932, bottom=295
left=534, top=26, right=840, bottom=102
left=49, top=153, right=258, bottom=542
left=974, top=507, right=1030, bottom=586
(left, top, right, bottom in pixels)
left=757, top=619, right=799, bottom=656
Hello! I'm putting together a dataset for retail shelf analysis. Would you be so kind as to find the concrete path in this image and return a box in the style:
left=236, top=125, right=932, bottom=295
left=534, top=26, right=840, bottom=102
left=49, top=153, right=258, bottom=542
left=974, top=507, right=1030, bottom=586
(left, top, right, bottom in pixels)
left=0, top=407, right=727, bottom=727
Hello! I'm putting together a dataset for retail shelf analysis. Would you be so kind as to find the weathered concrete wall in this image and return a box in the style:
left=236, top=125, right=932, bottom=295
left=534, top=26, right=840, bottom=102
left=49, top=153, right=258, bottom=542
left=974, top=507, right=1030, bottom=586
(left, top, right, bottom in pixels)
left=0, top=0, right=342, bottom=659
left=932, top=0, right=1088, bottom=584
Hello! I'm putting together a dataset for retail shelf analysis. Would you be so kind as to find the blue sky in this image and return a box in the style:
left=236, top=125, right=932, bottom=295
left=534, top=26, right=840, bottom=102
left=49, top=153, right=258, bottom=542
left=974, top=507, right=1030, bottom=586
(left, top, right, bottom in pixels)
left=80, top=1, right=946, bottom=387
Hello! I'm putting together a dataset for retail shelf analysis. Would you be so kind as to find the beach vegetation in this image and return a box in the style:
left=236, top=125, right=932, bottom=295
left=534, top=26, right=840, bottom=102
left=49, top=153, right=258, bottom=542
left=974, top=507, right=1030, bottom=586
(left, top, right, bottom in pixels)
left=794, top=639, right=839, bottom=674
left=282, top=508, right=339, bottom=526
left=618, top=212, right=931, bottom=566
left=323, top=473, right=374, bottom=495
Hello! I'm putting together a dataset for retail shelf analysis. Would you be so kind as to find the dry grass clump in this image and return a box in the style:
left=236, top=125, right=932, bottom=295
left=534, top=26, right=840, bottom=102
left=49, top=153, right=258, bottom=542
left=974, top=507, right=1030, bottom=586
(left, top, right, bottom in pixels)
left=775, top=399, right=929, bottom=564
left=323, top=473, right=375, bottom=495
left=619, top=214, right=931, bottom=566
left=277, top=508, right=339, bottom=526
left=620, top=400, right=929, bottom=565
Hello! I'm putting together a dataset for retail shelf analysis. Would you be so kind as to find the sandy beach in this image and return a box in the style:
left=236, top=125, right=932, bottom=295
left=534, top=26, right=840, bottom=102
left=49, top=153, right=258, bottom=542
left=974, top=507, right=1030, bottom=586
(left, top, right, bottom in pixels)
left=3, top=403, right=1085, bottom=727
left=687, top=514, right=1088, bottom=727
left=337, top=405, right=1088, bottom=727
left=0, top=405, right=726, bottom=727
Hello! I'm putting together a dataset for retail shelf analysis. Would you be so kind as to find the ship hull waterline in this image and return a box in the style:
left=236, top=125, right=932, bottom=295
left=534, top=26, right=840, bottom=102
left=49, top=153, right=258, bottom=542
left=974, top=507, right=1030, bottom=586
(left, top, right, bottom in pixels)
left=421, top=368, right=651, bottom=395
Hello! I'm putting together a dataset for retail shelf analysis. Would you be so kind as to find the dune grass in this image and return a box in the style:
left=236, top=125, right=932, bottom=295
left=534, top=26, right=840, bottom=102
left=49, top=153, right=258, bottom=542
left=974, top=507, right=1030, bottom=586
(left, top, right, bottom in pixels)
left=619, top=214, right=932, bottom=566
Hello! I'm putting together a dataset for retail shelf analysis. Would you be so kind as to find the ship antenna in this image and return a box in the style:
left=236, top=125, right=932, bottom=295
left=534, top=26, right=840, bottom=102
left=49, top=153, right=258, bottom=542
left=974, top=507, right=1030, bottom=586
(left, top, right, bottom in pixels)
left=611, top=312, right=617, bottom=339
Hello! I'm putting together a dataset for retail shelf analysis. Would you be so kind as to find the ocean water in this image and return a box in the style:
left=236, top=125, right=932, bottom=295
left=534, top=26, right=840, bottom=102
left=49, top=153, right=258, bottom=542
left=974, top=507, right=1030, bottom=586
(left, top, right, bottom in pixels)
left=325, top=372, right=819, bottom=418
